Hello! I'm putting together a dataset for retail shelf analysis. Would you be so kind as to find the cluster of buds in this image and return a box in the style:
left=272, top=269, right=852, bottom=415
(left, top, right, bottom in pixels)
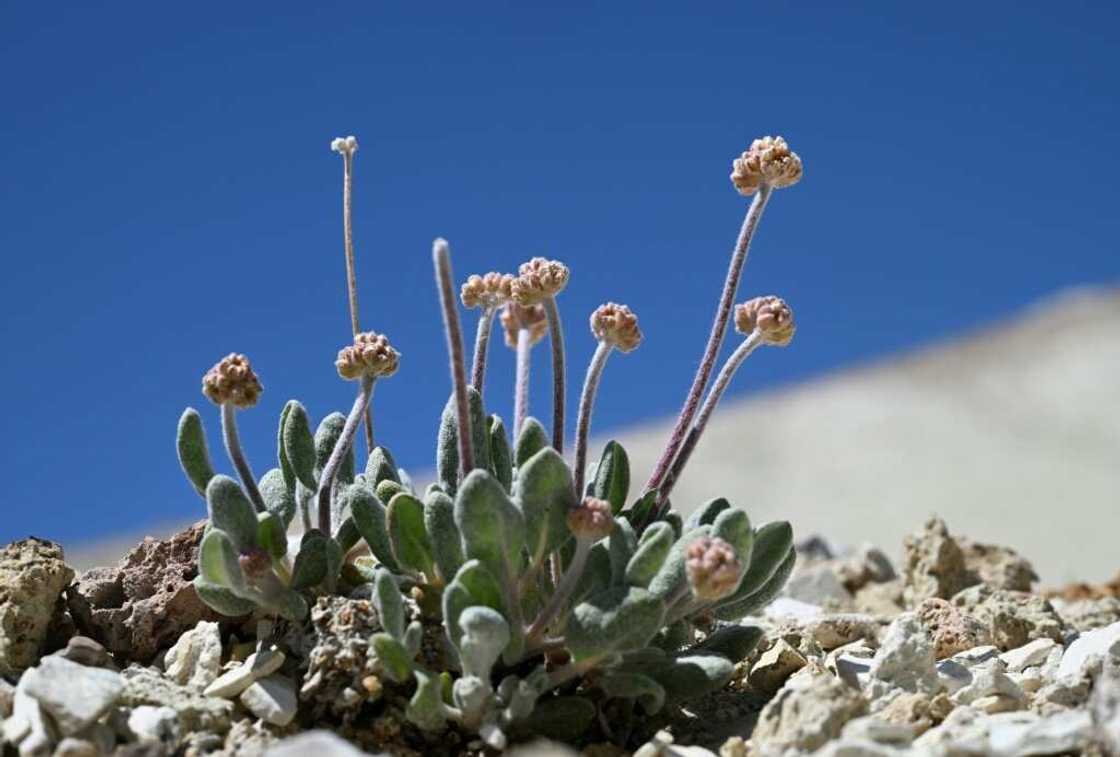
left=567, top=496, right=614, bottom=541
left=330, top=135, right=359, bottom=156
left=202, top=354, right=263, bottom=408
left=730, top=136, right=803, bottom=196
left=501, top=302, right=549, bottom=348
left=686, top=536, right=743, bottom=601
left=510, top=257, right=570, bottom=306
left=734, top=296, right=795, bottom=346
left=590, top=302, right=643, bottom=352
left=336, top=331, right=401, bottom=380
left=460, top=272, right=515, bottom=310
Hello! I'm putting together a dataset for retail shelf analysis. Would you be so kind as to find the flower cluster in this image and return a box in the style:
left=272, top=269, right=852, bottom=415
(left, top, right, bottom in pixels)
left=510, top=257, right=570, bottom=305
left=202, top=353, right=263, bottom=408
left=336, top=332, right=401, bottom=380
left=461, top=272, right=514, bottom=310
left=590, top=302, right=643, bottom=352
left=734, top=295, right=796, bottom=346
left=730, top=136, right=803, bottom=196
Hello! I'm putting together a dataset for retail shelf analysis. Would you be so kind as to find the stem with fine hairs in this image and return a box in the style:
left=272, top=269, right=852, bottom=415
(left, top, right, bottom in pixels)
left=470, top=306, right=497, bottom=392
left=572, top=340, right=614, bottom=497
left=339, top=148, right=374, bottom=452
left=657, top=330, right=764, bottom=505
left=433, top=238, right=475, bottom=476
left=514, top=328, right=532, bottom=436
left=525, top=538, right=591, bottom=646
left=317, top=375, right=375, bottom=534
left=645, top=184, right=773, bottom=492
left=542, top=295, right=566, bottom=452
left=221, top=402, right=267, bottom=513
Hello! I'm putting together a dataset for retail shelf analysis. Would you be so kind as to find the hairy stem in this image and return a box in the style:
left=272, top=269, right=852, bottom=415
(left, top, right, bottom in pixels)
left=470, top=306, right=496, bottom=393
left=658, top=330, right=763, bottom=504
left=433, top=238, right=475, bottom=476
left=317, top=375, right=375, bottom=534
left=645, top=185, right=773, bottom=492
left=514, top=328, right=532, bottom=435
left=339, top=149, right=374, bottom=453
left=221, top=402, right=267, bottom=513
left=542, top=295, right=566, bottom=452
left=526, top=538, right=590, bottom=645
left=572, top=341, right=614, bottom=497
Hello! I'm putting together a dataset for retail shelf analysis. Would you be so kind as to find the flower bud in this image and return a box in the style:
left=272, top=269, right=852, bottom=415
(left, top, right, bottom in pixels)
left=336, top=332, right=400, bottom=380
left=730, top=136, right=803, bottom=196
left=590, top=302, right=642, bottom=352
left=460, top=272, right=515, bottom=309
left=567, top=497, right=614, bottom=541
left=734, top=296, right=795, bottom=346
left=510, top=257, right=570, bottom=306
left=202, top=353, right=263, bottom=408
left=330, top=135, right=358, bottom=155
left=686, top=536, right=743, bottom=601
left=500, top=303, right=549, bottom=349
left=238, top=548, right=272, bottom=581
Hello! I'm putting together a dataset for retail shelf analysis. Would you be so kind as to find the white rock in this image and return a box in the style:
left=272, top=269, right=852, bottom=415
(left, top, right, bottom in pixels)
left=840, top=715, right=914, bottom=745
left=204, top=648, right=285, bottom=698
left=20, top=656, right=122, bottom=736
left=1057, top=621, right=1120, bottom=680
left=164, top=621, right=223, bottom=690
left=1092, top=660, right=1120, bottom=754
left=764, top=597, right=823, bottom=624
left=240, top=675, right=297, bottom=726
left=988, top=709, right=1092, bottom=756
left=127, top=705, right=180, bottom=743
left=952, top=659, right=1024, bottom=707
left=999, top=637, right=1057, bottom=673
left=935, top=659, right=973, bottom=694
left=867, top=613, right=940, bottom=696
left=266, top=730, right=376, bottom=756
left=827, top=641, right=875, bottom=689
left=950, top=645, right=1000, bottom=667
left=3, top=680, right=55, bottom=756
left=785, top=565, right=852, bottom=606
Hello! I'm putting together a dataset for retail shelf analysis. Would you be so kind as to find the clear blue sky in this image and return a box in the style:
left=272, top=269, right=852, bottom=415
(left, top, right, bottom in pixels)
left=2, top=2, right=1117, bottom=545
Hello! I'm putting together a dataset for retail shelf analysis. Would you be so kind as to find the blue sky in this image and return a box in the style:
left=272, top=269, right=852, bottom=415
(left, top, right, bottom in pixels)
left=2, top=2, right=1117, bottom=545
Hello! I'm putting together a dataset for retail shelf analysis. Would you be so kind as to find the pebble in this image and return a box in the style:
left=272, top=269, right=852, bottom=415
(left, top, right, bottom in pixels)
left=805, top=614, right=879, bottom=651
left=165, top=621, right=223, bottom=690
left=867, top=614, right=940, bottom=696
left=127, top=704, right=181, bottom=743
left=935, top=659, right=972, bottom=694
left=55, top=637, right=115, bottom=670
left=988, top=709, right=1092, bottom=756
left=785, top=565, right=853, bottom=607
left=51, top=738, right=97, bottom=757
left=749, top=639, right=807, bottom=694
left=951, top=659, right=1024, bottom=708
left=204, top=648, right=285, bottom=698
left=840, top=715, right=914, bottom=745
left=20, top=655, right=123, bottom=736
left=826, top=641, right=875, bottom=688
left=1057, top=620, right=1120, bottom=680
left=999, top=637, right=1056, bottom=673
left=240, top=675, right=298, bottom=727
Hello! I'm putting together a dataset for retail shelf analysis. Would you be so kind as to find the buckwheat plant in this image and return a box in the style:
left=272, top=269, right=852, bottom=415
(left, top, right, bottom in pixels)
left=175, top=133, right=804, bottom=748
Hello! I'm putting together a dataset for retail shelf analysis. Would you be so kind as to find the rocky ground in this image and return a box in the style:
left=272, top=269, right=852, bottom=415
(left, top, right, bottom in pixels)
left=2, top=516, right=1118, bottom=756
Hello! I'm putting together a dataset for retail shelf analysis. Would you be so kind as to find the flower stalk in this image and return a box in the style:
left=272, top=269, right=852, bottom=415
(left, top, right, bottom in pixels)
left=221, top=402, right=267, bottom=513
left=317, top=374, right=375, bottom=534
left=434, top=238, right=475, bottom=476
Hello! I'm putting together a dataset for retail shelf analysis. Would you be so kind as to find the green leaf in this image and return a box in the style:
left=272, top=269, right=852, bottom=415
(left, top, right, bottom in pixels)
left=258, top=468, right=296, bottom=528
left=371, top=633, right=413, bottom=683
left=403, top=620, right=424, bottom=658
left=366, top=446, right=400, bottom=485
left=651, top=654, right=735, bottom=706
left=690, top=624, right=765, bottom=663
left=256, top=511, right=288, bottom=560
left=277, top=401, right=297, bottom=493
left=372, top=568, right=406, bottom=640
left=591, top=441, right=630, bottom=514
left=193, top=577, right=255, bottom=617
left=711, top=508, right=753, bottom=568
left=454, top=470, right=525, bottom=583
left=334, top=516, right=360, bottom=553
left=648, top=525, right=711, bottom=602
left=198, top=528, right=243, bottom=590
left=407, top=669, right=448, bottom=732
left=684, top=497, right=732, bottom=531
left=387, top=493, right=435, bottom=577
left=281, top=401, right=317, bottom=491
left=513, top=417, right=549, bottom=467
left=525, top=696, right=596, bottom=742
left=346, top=484, right=399, bottom=571
left=713, top=520, right=793, bottom=613
left=565, top=585, right=666, bottom=662
left=443, top=560, right=505, bottom=651
left=315, top=412, right=354, bottom=487
left=608, top=517, right=638, bottom=586
left=437, top=388, right=490, bottom=495
left=487, top=415, right=513, bottom=492
left=513, top=448, right=576, bottom=568
left=713, top=548, right=796, bottom=621
left=205, top=475, right=258, bottom=552
left=271, top=589, right=309, bottom=622
left=625, top=521, right=674, bottom=587
left=458, top=606, right=510, bottom=678
left=624, top=489, right=659, bottom=530
left=177, top=408, right=215, bottom=498
left=424, top=489, right=464, bottom=583
left=572, top=542, right=612, bottom=604
left=376, top=479, right=404, bottom=503
left=289, top=529, right=330, bottom=590
left=600, top=672, right=665, bottom=714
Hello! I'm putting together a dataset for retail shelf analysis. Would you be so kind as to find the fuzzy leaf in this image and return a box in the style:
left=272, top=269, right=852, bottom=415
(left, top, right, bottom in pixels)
left=513, top=448, right=576, bottom=568
left=387, top=493, right=435, bottom=577
left=525, top=696, right=596, bottom=742
left=206, top=475, right=258, bottom=553
left=256, top=511, right=287, bottom=560
left=177, top=408, right=215, bottom=498
left=376, top=479, right=404, bottom=503
left=403, top=620, right=424, bottom=658
left=371, top=633, right=413, bottom=683
left=487, top=415, right=513, bottom=492
left=713, top=548, right=796, bottom=621
left=314, top=412, right=355, bottom=487
left=437, top=388, right=490, bottom=495
left=684, top=497, right=732, bottom=531
left=648, top=525, right=711, bottom=602
left=625, top=521, right=674, bottom=587
left=277, top=401, right=296, bottom=492
left=424, top=489, right=464, bottom=583
left=346, top=484, right=399, bottom=571
left=608, top=517, right=638, bottom=586
left=624, top=489, right=659, bottom=529
left=591, top=441, right=630, bottom=514
left=690, top=624, right=765, bottom=663
left=443, top=560, right=504, bottom=651
left=289, top=529, right=331, bottom=590
left=271, top=589, right=309, bottom=622
left=407, top=669, right=447, bottom=732
left=334, top=516, right=360, bottom=553
left=281, top=401, right=317, bottom=491
left=198, top=528, right=243, bottom=590
left=711, top=508, right=753, bottom=568
left=514, top=417, right=549, bottom=467
left=258, top=468, right=296, bottom=528
left=652, top=654, right=735, bottom=706
left=454, top=470, right=525, bottom=583
left=599, top=672, right=665, bottom=714
left=572, top=542, right=613, bottom=604
left=714, top=520, right=793, bottom=612
left=193, top=577, right=255, bottom=617
left=372, top=568, right=406, bottom=640
left=366, top=446, right=400, bottom=485
left=565, top=585, right=666, bottom=662
left=458, top=606, right=510, bottom=679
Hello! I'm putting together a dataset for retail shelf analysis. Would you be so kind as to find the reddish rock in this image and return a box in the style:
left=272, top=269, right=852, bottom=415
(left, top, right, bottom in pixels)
left=916, top=598, right=991, bottom=659
left=66, top=521, right=229, bottom=663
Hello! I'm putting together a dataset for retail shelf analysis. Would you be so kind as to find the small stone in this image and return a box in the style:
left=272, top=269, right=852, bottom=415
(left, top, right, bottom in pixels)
left=785, top=565, right=853, bottom=608
left=748, top=639, right=807, bottom=694
left=20, top=655, right=123, bottom=736
left=1057, top=620, right=1120, bottom=681
left=0, top=538, right=75, bottom=676
left=852, top=579, right=905, bottom=618
left=952, top=585, right=1064, bottom=651
left=4, top=680, right=56, bottom=755
left=55, top=636, right=115, bottom=670
left=1092, top=659, right=1120, bottom=754
left=935, top=659, right=973, bottom=694
left=957, top=536, right=1038, bottom=592
left=1054, top=596, right=1120, bottom=633
left=203, top=648, right=285, bottom=698
left=875, top=691, right=945, bottom=737
left=240, top=675, right=297, bottom=727
left=867, top=613, right=941, bottom=697
left=952, top=659, right=1024, bottom=707
left=119, top=665, right=233, bottom=736
left=917, top=598, right=991, bottom=659
left=988, top=709, right=1092, bottom=755
left=951, top=645, right=1001, bottom=667
left=265, top=730, right=370, bottom=756
left=805, top=614, right=880, bottom=651
left=51, top=738, right=97, bottom=757
left=912, top=705, right=994, bottom=753
left=827, top=641, right=875, bottom=689
left=840, top=715, right=914, bottom=745
left=164, top=621, right=222, bottom=690
left=836, top=544, right=897, bottom=592
left=751, top=664, right=868, bottom=752
left=999, top=638, right=1057, bottom=673
left=763, top=597, right=822, bottom=624
left=973, top=693, right=1023, bottom=714
left=902, top=517, right=975, bottom=606
left=127, top=705, right=180, bottom=743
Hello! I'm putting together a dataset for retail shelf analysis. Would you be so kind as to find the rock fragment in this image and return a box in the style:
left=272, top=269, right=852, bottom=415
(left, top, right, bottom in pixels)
left=203, top=648, right=285, bottom=698
left=751, top=664, right=868, bottom=753
left=0, top=538, right=74, bottom=676
left=240, top=675, right=298, bottom=727
left=20, top=655, right=123, bottom=736
left=902, top=517, right=975, bottom=606
left=164, top=621, right=222, bottom=690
